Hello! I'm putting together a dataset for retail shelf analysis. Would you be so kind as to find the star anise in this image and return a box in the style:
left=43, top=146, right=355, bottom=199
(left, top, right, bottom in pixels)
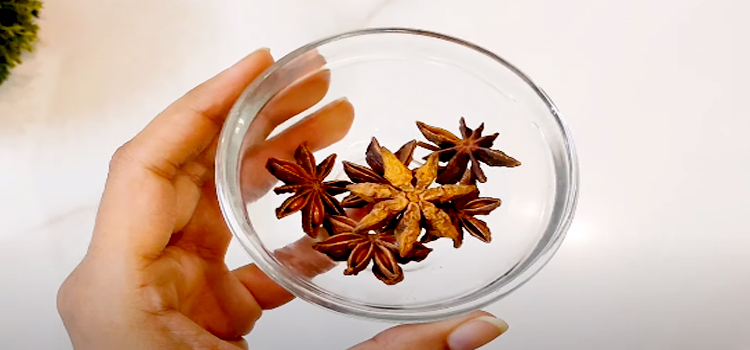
left=340, top=137, right=416, bottom=208
left=347, top=148, right=477, bottom=257
left=266, top=144, right=349, bottom=238
left=422, top=188, right=502, bottom=244
left=313, top=215, right=432, bottom=285
left=416, top=117, right=521, bottom=184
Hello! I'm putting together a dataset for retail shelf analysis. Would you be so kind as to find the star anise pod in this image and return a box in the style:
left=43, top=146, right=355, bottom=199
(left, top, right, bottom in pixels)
left=416, top=117, right=521, bottom=184
left=266, top=144, right=349, bottom=238
left=313, top=215, right=432, bottom=285
left=347, top=148, right=477, bottom=257
left=340, top=137, right=417, bottom=208
left=422, top=188, right=502, bottom=244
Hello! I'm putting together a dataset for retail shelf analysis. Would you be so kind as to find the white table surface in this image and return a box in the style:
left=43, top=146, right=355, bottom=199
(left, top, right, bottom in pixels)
left=1, top=0, right=749, bottom=349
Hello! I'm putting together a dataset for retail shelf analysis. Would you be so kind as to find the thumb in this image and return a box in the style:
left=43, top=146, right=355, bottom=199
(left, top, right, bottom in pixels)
left=350, top=311, right=509, bottom=350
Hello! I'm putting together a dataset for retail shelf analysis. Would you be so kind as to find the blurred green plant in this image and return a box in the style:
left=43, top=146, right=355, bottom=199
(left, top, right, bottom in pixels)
left=1, top=0, right=42, bottom=85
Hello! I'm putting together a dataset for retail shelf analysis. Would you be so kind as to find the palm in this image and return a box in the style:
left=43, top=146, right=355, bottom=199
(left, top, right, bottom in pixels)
left=144, top=182, right=259, bottom=339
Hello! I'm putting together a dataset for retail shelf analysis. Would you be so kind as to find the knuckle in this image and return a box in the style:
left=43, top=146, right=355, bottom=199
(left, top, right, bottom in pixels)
left=56, top=273, right=80, bottom=320
left=108, top=141, right=145, bottom=176
left=109, top=142, right=133, bottom=170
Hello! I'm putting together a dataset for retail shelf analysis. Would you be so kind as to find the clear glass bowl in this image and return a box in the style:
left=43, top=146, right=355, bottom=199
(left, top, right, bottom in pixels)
left=216, top=28, right=578, bottom=322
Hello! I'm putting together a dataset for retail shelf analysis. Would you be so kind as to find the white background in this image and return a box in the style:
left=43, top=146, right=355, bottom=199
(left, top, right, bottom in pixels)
left=1, top=0, right=749, bottom=349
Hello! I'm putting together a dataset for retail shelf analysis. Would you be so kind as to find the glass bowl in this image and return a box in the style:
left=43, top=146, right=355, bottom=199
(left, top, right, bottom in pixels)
left=216, top=28, right=578, bottom=322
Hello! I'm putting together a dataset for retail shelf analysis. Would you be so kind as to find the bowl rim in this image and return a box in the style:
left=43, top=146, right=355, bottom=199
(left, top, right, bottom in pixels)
left=215, top=27, right=580, bottom=322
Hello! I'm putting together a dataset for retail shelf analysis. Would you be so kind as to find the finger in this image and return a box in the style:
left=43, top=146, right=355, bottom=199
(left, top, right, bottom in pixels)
left=243, top=50, right=328, bottom=147
left=193, top=67, right=331, bottom=174
left=245, top=68, right=332, bottom=145
left=263, top=98, right=353, bottom=156
left=233, top=264, right=294, bottom=310
left=241, top=98, right=355, bottom=200
left=123, top=48, right=274, bottom=179
left=350, top=311, right=509, bottom=350
left=169, top=182, right=234, bottom=260
left=224, top=338, right=248, bottom=350
left=175, top=51, right=329, bottom=180
left=172, top=99, right=352, bottom=257
left=172, top=156, right=216, bottom=232
left=170, top=64, right=332, bottom=232
left=90, top=50, right=274, bottom=258
left=154, top=311, right=245, bottom=350
left=264, top=69, right=331, bottom=128
left=232, top=234, right=337, bottom=310
left=230, top=99, right=354, bottom=308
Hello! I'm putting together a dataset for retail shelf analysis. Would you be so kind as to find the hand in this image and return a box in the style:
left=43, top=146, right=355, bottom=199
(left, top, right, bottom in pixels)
left=57, top=49, right=509, bottom=350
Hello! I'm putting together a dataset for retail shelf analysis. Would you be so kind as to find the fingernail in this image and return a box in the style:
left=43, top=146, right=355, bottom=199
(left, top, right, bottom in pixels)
left=447, top=316, right=509, bottom=350
left=249, top=47, right=271, bottom=59
left=318, top=97, right=349, bottom=110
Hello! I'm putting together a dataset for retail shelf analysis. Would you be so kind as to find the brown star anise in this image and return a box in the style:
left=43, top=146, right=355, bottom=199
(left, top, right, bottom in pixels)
left=313, top=215, right=432, bottom=285
left=266, top=144, right=349, bottom=238
left=347, top=148, right=477, bottom=257
left=416, top=117, right=521, bottom=184
left=422, top=188, right=502, bottom=244
left=340, top=137, right=417, bottom=208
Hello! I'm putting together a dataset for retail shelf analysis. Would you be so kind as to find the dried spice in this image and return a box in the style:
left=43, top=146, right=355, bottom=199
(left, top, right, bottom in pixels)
left=347, top=148, right=477, bottom=257
left=340, top=138, right=416, bottom=208
left=423, top=193, right=502, bottom=245
left=422, top=169, right=502, bottom=243
left=266, top=117, right=520, bottom=285
left=313, top=216, right=432, bottom=285
left=266, top=144, right=349, bottom=237
left=416, top=117, right=521, bottom=184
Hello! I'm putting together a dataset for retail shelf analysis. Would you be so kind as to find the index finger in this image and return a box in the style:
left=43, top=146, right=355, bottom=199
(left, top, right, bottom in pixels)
left=232, top=235, right=337, bottom=310
left=123, top=49, right=275, bottom=179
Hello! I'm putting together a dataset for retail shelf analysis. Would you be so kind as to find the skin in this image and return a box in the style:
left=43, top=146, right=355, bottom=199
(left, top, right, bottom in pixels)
left=57, top=49, right=506, bottom=350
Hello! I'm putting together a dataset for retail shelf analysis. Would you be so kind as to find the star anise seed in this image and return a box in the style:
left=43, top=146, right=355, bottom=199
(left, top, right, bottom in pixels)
left=266, top=144, right=349, bottom=238
left=312, top=216, right=432, bottom=285
left=347, top=148, right=476, bottom=257
left=416, top=117, right=521, bottom=184
left=341, top=137, right=417, bottom=208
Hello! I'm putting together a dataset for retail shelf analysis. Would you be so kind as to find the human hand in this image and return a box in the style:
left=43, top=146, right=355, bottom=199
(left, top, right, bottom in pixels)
left=57, top=49, right=509, bottom=350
